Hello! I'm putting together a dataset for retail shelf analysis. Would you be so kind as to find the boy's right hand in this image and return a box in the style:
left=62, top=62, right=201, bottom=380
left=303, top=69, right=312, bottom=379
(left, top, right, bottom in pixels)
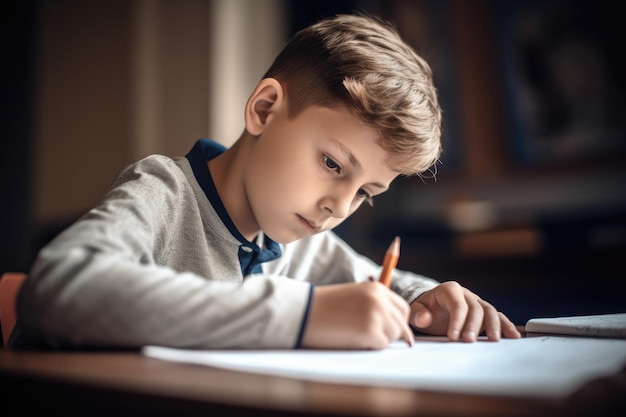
left=300, top=282, right=412, bottom=350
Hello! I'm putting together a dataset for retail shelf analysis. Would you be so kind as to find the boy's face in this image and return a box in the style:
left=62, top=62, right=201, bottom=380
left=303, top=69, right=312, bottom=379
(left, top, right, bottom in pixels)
left=244, top=104, right=397, bottom=244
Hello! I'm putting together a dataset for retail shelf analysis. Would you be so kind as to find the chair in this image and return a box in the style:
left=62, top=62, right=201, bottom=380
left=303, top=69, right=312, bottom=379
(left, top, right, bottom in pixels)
left=0, top=272, right=27, bottom=347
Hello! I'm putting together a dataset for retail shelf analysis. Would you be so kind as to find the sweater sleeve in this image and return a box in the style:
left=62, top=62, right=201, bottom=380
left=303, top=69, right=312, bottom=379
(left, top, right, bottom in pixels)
left=15, top=155, right=311, bottom=350
left=266, top=231, right=439, bottom=304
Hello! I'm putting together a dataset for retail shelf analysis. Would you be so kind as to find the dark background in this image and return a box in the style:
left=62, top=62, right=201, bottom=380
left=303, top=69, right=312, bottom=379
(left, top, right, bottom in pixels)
left=2, top=0, right=625, bottom=325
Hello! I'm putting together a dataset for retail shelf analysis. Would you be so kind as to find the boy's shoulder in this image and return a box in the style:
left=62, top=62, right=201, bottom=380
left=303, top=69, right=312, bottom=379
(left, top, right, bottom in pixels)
left=123, top=153, right=185, bottom=173
left=113, top=153, right=191, bottom=189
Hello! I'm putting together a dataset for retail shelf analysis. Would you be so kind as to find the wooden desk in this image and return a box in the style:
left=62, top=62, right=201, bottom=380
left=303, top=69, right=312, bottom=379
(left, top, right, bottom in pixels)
left=1, top=343, right=624, bottom=417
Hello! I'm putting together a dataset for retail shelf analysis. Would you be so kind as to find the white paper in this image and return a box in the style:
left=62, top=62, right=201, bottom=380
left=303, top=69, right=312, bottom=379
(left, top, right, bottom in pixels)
left=142, top=336, right=626, bottom=398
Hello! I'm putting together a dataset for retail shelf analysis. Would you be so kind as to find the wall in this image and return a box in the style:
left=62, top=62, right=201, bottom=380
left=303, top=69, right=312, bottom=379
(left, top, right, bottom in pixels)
left=35, top=0, right=212, bottom=226
left=0, top=0, right=284, bottom=267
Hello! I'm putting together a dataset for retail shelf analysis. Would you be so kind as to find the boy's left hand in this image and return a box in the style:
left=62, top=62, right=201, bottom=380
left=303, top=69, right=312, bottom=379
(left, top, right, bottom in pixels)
left=410, top=281, right=521, bottom=342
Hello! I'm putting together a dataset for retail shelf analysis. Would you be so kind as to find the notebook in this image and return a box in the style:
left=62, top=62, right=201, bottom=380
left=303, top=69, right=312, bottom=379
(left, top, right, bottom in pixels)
left=525, top=312, right=626, bottom=338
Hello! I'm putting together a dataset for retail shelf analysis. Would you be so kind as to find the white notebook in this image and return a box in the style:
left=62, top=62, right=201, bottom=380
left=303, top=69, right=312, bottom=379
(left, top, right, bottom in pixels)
left=525, top=312, right=626, bottom=338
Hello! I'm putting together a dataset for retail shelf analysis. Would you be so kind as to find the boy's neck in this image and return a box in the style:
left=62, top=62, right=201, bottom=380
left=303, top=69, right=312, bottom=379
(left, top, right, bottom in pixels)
left=208, top=134, right=260, bottom=242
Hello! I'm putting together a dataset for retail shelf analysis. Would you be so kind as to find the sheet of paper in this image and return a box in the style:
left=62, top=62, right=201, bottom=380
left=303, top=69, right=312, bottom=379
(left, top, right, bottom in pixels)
left=142, top=336, right=626, bottom=398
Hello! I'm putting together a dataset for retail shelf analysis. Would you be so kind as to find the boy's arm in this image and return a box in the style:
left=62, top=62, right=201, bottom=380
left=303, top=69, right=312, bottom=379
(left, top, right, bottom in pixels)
left=267, top=232, right=442, bottom=350
left=272, top=233, right=520, bottom=346
left=268, top=231, right=439, bottom=299
left=15, top=156, right=312, bottom=350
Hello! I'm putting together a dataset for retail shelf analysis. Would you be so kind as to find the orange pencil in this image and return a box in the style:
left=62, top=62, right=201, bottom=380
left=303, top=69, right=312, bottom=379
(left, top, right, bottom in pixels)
left=379, top=236, right=400, bottom=287
left=378, top=236, right=413, bottom=347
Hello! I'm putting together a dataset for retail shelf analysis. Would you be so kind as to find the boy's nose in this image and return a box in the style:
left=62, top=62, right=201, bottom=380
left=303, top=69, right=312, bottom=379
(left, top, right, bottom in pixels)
left=320, top=190, right=352, bottom=219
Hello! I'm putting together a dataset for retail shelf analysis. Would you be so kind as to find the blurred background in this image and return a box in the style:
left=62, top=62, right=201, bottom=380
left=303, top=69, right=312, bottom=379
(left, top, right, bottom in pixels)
left=2, top=0, right=625, bottom=325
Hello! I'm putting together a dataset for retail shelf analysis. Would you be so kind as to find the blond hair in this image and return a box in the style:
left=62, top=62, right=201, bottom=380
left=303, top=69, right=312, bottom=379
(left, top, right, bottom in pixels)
left=263, top=14, right=442, bottom=176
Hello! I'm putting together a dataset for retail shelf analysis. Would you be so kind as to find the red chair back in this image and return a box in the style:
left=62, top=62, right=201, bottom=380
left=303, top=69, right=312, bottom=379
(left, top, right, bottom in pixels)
left=0, top=272, right=27, bottom=347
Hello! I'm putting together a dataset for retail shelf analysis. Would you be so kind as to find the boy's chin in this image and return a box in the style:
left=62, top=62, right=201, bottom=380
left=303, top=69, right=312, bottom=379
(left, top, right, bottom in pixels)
left=268, top=235, right=304, bottom=245
left=265, top=230, right=320, bottom=244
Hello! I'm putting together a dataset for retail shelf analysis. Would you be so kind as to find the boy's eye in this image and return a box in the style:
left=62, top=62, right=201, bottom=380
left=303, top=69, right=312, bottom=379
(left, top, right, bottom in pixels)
left=322, top=153, right=374, bottom=207
left=357, top=188, right=375, bottom=207
left=322, top=155, right=341, bottom=173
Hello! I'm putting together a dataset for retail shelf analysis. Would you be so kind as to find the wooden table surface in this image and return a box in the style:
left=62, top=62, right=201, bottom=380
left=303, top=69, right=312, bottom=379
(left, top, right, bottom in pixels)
left=2, top=342, right=625, bottom=417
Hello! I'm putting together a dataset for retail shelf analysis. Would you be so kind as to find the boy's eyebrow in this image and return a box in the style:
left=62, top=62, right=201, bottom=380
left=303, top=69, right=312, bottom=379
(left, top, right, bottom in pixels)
left=331, top=139, right=387, bottom=191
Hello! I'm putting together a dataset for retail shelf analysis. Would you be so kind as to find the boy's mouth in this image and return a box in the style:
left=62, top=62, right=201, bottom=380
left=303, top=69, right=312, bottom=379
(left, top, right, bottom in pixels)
left=296, top=214, right=321, bottom=232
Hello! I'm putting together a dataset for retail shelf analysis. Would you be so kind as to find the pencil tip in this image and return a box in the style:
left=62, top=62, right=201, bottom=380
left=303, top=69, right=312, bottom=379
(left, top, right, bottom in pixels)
left=390, top=236, right=401, bottom=255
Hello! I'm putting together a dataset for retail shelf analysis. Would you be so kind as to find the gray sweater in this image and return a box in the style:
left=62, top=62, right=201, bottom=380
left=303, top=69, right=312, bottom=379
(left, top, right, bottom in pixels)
left=12, top=140, right=438, bottom=350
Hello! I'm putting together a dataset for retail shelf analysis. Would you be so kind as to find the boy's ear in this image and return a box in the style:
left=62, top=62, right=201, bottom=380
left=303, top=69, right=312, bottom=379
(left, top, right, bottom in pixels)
left=244, top=78, right=285, bottom=136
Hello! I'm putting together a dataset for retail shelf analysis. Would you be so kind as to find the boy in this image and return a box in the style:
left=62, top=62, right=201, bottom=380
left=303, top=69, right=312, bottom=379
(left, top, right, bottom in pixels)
left=11, top=14, right=520, bottom=350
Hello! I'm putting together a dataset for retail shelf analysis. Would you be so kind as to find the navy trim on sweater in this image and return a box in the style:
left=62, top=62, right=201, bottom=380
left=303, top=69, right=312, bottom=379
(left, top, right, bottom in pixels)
left=294, top=284, right=314, bottom=349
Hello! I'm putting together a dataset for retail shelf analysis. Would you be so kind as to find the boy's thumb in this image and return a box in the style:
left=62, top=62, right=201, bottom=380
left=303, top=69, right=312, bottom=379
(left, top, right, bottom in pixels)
left=412, top=302, right=433, bottom=329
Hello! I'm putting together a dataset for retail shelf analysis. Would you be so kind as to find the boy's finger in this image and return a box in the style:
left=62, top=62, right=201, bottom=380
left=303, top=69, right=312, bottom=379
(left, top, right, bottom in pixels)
left=445, top=302, right=469, bottom=342
left=402, top=323, right=414, bottom=346
left=459, top=297, right=483, bottom=342
left=480, top=301, right=502, bottom=341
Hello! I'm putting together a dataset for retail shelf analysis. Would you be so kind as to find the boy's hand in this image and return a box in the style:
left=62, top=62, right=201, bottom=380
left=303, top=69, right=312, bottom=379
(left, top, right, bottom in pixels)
left=301, top=282, right=413, bottom=350
left=410, top=281, right=521, bottom=342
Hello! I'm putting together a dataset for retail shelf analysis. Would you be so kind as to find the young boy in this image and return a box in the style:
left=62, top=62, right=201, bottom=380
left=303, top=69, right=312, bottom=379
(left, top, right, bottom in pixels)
left=11, top=14, right=520, bottom=350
